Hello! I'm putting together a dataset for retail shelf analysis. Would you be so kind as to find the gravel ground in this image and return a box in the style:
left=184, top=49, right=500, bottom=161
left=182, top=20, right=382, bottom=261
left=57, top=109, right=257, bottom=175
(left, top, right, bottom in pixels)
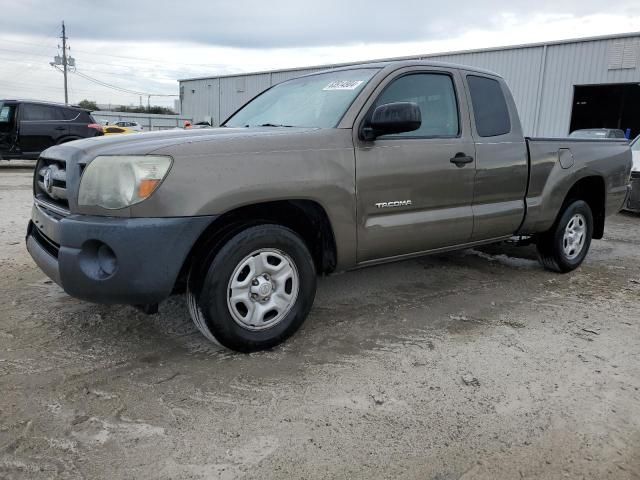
left=1, top=163, right=639, bottom=479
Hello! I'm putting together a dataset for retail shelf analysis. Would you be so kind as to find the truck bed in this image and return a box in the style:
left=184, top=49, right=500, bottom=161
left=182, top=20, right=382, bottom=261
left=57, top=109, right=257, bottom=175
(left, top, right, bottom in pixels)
left=519, top=137, right=631, bottom=235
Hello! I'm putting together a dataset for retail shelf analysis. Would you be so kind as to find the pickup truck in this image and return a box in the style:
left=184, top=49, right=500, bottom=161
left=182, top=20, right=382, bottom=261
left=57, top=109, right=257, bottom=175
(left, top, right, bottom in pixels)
left=26, top=61, right=632, bottom=352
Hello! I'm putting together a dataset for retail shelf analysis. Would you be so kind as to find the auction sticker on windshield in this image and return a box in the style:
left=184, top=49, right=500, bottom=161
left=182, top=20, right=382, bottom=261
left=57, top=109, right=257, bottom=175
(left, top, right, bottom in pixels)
left=323, top=80, right=364, bottom=91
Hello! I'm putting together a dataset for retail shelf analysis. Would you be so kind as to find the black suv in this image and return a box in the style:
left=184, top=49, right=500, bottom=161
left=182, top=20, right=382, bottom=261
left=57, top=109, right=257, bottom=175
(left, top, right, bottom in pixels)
left=0, top=100, right=103, bottom=160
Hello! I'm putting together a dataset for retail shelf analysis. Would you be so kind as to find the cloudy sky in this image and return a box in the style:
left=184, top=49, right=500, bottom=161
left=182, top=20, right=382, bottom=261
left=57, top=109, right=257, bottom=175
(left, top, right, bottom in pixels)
left=1, top=0, right=638, bottom=109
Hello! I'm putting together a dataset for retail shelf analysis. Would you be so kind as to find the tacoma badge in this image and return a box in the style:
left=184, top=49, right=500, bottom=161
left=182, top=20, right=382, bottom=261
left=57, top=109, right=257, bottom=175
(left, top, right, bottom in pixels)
left=375, top=200, right=412, bottom=209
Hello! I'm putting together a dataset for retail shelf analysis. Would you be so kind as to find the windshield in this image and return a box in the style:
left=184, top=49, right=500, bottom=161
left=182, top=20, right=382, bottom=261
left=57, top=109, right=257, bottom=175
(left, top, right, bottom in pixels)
left=224, top=68, right=379, bottom=128
left=631, top=136, right=640, bottom=151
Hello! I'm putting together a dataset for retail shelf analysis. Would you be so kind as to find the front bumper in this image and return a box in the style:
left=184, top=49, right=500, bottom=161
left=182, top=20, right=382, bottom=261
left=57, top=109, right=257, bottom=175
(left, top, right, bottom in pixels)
left=624, top=174, right=640, bottom=212
left=26, top=202, right=215, bottom=305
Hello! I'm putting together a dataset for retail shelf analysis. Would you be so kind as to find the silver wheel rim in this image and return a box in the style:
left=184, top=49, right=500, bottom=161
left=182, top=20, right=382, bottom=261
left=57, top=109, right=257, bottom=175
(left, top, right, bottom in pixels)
left=227, top=248, right=299, bottom=331
left=562, top=213, right=587, bottom=260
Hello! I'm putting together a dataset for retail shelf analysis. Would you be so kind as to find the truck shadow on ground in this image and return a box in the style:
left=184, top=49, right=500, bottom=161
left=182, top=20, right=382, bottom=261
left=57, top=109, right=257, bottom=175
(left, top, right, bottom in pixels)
left=26, top=242, right=550, bottom=367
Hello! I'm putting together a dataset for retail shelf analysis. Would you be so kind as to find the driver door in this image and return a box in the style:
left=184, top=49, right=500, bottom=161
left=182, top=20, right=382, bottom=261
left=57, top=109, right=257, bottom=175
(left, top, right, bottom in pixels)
left=354, top=68, right=476, bottom=263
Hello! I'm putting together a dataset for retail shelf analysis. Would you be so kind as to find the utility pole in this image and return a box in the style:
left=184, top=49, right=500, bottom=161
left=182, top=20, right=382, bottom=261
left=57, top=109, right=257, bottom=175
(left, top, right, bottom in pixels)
left=61, top=21, right=68, bottom=105
left=51, top=21, right=74, bottom=104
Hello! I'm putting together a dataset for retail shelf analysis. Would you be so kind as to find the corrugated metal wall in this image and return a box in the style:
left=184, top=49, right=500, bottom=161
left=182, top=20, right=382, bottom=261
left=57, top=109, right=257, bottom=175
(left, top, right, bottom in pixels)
left=536, top=37, right=640, bottom=136
left=179, top=34, right=640, bottom=136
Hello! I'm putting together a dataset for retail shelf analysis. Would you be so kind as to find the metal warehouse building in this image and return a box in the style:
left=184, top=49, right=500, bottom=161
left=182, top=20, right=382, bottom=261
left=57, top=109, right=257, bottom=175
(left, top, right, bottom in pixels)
left=179, top=32, right=640, bottom=137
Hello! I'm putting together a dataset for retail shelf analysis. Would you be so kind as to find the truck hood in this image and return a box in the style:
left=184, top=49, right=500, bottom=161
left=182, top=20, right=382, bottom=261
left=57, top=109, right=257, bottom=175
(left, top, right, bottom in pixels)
left=37, top=125, right=353, bottom=218
left=41, top=126, right=322, bottom=161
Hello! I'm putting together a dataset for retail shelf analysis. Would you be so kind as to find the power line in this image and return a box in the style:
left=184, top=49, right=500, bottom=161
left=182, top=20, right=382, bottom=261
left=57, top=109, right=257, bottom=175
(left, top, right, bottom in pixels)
left=3, top=24, right=180, bottom=104
left=73, top=70, right=178, bottom=96
left=0, top=37, right=60, bottom=51
left=0, top=47, right=53, bottom=58
left=47, top=24, right=178, bottom=100
left=51, top=60, right=177, bottom=100
left=65, top=46, right=228, bottom=69
left=0, top=39, right=228, bottom=70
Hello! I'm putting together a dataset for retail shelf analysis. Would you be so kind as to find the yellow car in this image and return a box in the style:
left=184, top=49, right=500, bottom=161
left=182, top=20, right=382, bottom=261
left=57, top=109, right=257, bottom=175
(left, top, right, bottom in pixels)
left=103, top=125, right=138, bottom=135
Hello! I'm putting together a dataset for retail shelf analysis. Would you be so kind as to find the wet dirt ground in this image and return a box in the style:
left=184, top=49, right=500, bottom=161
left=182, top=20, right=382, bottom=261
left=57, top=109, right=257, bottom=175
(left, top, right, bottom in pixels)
left=1, top=162, right=639, bottom=479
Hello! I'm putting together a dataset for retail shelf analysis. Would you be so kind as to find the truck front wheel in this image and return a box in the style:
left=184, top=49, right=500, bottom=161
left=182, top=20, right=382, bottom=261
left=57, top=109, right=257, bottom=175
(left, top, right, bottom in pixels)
left=536, top=200, right=594, bottom=273
left=186, top=224, right=317, bottom=352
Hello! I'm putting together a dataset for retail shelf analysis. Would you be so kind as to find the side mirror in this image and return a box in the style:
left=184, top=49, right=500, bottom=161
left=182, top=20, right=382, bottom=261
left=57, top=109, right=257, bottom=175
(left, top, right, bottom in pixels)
left=361, top=102, right=421, bottom=140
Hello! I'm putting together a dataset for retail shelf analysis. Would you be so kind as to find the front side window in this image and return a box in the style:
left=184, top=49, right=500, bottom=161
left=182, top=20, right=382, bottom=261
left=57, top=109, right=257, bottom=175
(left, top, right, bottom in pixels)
left=224, top=68, right=379, bottom=128
left=467, top=75, right=511, bottom=137
left=373, top=73, right=459, bottom=138
left=0, top=104, right=14, bottom=123
left=22, top=104, right=62, bottom=121
left=0, top=103, right=16, bottom=133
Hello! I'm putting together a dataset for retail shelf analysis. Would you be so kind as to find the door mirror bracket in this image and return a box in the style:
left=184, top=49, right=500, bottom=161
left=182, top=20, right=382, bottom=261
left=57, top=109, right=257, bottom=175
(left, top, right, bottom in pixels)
left=360, top=102, right=421, bottom=140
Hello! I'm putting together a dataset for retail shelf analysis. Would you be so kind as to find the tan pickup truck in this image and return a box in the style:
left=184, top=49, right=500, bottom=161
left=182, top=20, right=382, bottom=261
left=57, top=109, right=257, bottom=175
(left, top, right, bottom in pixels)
left=26, top=61, right=632, bottom=352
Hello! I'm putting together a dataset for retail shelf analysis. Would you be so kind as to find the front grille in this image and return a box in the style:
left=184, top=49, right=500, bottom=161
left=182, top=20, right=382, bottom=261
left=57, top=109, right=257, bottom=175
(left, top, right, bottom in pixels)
left=35, top=157, right=69, bottom=211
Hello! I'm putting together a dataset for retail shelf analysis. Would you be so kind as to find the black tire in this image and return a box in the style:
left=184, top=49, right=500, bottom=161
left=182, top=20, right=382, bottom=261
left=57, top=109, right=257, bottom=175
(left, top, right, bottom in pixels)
left=536, top=199, right=593, bottom=273
left=187, top=224, right=317, bottom=352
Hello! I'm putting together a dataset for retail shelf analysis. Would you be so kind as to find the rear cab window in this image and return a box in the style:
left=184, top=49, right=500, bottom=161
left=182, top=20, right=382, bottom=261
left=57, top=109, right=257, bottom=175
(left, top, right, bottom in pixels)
left=467, top=75, right=511, bottom=137
left=60, top=108, right=82, bottom=121
left=60, top=108, right=93, bottom=123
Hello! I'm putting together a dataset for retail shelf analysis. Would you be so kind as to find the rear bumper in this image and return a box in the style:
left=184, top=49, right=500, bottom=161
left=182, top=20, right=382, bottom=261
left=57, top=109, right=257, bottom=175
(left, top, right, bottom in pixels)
left=26, top=203, right=215, bottom=305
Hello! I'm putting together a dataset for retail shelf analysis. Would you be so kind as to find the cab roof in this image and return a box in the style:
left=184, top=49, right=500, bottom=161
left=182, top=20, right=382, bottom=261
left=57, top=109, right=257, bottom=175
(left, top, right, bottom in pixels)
left=0, top=99, right=90, bottom=112
left=320, top=60, right=502, bottom=78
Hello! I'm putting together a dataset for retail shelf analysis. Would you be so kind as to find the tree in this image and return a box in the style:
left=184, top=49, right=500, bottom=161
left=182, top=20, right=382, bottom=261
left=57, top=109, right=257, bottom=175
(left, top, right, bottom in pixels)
left=114, top=105, right=176, bottom=115
left=78, top=99, right=99, bottom=111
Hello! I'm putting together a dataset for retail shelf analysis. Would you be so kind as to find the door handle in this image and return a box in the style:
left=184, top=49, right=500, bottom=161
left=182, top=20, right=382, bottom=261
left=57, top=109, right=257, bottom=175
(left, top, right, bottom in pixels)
left=54, top=126, right=66, bottom=131
left=450, top=152, right=474, bottom=167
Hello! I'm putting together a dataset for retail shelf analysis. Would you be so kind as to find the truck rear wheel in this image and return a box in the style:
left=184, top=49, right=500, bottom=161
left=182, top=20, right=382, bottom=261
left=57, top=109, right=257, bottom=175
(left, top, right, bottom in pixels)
left=536, top=199, right=593, bottom=273
left=186, top=224, right=317, bottom=352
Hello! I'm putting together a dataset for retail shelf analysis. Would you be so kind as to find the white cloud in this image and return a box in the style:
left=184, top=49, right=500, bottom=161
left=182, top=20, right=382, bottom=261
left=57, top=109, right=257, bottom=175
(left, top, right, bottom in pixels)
left=0, top=4, right=638, bottom=108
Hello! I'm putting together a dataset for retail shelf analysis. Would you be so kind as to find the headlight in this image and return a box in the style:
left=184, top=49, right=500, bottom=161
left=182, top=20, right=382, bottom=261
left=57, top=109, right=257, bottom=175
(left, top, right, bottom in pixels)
left=78, top=155, right=172, bottom=209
